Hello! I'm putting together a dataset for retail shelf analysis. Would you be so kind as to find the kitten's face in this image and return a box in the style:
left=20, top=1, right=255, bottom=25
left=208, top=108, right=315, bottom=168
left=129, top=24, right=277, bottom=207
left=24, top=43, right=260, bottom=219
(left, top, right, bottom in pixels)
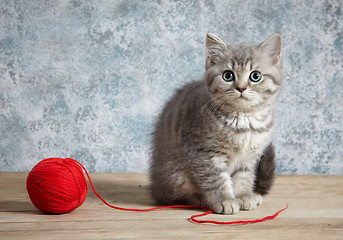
left=205, top=33, right=283, bottom=112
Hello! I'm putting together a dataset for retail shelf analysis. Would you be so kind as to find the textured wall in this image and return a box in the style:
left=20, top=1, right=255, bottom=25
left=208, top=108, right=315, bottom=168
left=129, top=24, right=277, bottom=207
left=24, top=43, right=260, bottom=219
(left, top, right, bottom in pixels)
left=0, top=0, right=342, bottom=174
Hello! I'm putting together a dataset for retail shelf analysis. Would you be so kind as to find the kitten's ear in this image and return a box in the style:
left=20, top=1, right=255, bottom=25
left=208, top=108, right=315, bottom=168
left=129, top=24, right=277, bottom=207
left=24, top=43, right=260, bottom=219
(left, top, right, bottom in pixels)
left=259, top=34, right=282, bottom=65
left=206, top=33, right=227, bottom=64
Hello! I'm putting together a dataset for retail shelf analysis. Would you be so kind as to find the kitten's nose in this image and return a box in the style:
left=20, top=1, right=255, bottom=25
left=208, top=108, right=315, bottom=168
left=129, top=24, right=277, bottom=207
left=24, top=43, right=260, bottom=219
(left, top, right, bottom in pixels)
left=236, top=86, right=247, bottom=93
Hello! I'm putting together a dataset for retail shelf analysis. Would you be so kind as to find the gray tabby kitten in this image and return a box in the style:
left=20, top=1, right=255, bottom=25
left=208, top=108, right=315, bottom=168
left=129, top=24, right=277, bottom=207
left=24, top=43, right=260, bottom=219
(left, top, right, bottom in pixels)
left=150, top=33, right=282, bottom=214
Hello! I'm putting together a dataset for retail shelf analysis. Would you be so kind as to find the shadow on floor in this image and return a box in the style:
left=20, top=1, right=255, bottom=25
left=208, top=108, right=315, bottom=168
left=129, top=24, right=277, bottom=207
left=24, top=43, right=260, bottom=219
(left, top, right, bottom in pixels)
left=84, top=176, right=156, bottom=207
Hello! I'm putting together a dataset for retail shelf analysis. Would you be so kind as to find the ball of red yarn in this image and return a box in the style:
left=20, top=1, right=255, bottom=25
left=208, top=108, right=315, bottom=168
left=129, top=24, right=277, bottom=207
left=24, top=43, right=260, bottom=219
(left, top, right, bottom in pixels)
left=26, top=158, right=88, bottom=214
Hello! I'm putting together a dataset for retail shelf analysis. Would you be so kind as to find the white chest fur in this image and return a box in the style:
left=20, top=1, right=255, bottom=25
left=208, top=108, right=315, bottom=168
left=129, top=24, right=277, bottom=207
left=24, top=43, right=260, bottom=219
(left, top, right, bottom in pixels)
left=231, top=129, right=272, bottom=166
left=218, top=109, right=274, bottom=170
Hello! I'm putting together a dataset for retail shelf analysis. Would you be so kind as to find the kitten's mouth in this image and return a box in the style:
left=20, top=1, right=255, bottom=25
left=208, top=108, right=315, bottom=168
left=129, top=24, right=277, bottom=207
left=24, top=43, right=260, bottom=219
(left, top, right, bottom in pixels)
left=236, top=94, right=248, bottom=100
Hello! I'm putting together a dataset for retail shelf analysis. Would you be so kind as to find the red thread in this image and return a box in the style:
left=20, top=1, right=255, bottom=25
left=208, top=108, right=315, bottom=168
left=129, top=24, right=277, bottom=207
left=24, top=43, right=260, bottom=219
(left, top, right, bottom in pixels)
left=190, top=204, right=288, bottom=225
left=27, top=158, right=288, bottom=225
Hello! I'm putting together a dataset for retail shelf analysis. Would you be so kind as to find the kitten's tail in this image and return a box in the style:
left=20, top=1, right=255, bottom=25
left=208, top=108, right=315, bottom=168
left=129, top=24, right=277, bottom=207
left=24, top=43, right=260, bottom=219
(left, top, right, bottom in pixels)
left=254, top=144, right=276, bottom=195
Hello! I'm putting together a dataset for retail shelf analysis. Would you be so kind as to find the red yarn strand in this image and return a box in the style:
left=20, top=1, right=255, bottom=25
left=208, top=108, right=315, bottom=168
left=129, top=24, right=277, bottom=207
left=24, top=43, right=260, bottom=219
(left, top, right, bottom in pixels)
left=190, top=204, right=288, bottom=225
left=74, top=158, right=208, bottom=212
left=71, top=158, right=288, bottom=225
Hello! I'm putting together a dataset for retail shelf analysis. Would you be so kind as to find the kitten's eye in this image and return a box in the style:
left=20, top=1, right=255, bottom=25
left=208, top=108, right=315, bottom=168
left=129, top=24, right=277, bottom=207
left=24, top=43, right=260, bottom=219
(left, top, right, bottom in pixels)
left=222, top=70, right=235, bottom=82
left=249, top=71, right=262, bottom=82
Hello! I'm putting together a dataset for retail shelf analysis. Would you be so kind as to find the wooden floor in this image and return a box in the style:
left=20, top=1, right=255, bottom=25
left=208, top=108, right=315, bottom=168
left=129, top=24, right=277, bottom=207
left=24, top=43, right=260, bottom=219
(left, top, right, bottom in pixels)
left=0, top=173, right=342, bottom=239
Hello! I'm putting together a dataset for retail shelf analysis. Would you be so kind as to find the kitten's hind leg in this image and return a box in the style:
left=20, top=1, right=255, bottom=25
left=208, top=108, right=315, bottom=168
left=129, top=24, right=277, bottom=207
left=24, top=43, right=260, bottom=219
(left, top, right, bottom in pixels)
left=150, top=170, right=197, bottom=205
left=187, top=193, right=202, bottom=207
left=253, top=144, right=276, bottom=195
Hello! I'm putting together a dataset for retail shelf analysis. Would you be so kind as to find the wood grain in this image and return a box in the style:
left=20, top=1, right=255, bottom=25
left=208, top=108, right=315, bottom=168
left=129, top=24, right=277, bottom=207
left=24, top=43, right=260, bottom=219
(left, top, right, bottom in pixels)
left=0, top=173, right=342, bottom=239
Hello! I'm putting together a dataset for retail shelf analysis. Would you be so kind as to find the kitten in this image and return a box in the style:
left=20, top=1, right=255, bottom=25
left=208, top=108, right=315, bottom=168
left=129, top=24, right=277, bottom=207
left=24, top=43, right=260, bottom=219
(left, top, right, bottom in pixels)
left=150, top=33, right=282, bottom=214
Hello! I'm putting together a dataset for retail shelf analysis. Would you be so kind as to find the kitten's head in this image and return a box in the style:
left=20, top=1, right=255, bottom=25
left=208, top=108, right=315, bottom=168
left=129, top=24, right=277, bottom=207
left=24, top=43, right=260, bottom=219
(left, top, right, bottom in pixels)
left=205, top=33, right=282, bottom=112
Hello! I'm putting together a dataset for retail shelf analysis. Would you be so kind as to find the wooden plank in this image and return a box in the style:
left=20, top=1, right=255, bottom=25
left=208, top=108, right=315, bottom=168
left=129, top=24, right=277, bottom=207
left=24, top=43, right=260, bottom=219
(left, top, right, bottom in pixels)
left=0, top=173, right=342, bottom=239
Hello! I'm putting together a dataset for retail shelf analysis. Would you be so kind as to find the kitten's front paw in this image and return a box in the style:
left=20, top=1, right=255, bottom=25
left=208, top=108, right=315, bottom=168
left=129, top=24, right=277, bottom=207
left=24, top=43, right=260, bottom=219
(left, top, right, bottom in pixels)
left=210, top=199, right=241, bottom=215
left=240, top=193, right=263, bottom=211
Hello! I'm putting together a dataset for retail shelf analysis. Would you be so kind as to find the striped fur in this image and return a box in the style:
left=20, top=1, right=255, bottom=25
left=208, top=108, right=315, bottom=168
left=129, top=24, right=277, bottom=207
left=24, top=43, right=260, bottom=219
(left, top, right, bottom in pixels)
left=150, top=33, right=282, bottom=214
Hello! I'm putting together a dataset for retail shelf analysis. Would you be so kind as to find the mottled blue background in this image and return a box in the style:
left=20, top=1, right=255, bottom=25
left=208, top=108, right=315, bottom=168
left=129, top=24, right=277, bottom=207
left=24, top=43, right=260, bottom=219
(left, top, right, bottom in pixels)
left=0, top=0, right=342, bottom=174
